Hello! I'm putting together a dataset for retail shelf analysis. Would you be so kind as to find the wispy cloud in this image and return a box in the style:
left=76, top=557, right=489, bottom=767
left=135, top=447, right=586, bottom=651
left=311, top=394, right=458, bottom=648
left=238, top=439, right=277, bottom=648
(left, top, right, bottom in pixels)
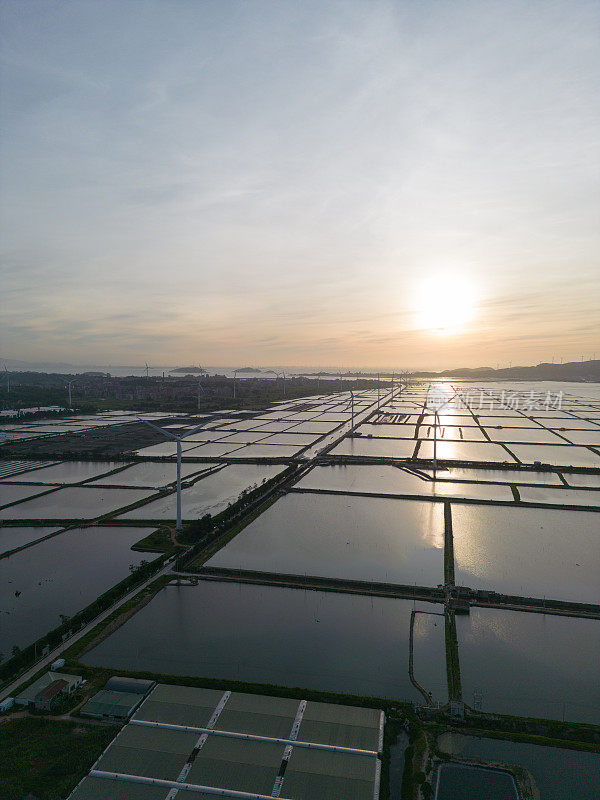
left=1, top=0, right=599, bottom=367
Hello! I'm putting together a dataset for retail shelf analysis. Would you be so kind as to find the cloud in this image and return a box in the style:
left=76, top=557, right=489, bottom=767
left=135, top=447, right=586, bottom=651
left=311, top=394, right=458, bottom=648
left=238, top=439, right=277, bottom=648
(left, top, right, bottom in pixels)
left=1, top=0, right=599, bottom=367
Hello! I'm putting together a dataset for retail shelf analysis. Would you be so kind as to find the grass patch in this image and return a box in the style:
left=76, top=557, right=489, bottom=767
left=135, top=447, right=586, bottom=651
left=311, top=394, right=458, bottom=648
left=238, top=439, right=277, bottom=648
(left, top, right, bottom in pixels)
left=132, top=527, right=175, bottom=553
left=445, top=611, right=462, bottom=701
left=443, top=501, right=455, bottom=585
left=451, top=726, right=600, bottom=754
left=62, top=574, right=171, bottom=662
left=0, top=717, right=119, bottom=800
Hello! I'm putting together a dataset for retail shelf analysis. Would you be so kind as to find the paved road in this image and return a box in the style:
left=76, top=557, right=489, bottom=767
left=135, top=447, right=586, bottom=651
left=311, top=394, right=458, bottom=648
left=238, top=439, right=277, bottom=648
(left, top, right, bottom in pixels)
left=1, top=387, right=397, bottom=702
left=0, top=555, right=177, bottom=702
left=301, top=387, right=396, bottom=460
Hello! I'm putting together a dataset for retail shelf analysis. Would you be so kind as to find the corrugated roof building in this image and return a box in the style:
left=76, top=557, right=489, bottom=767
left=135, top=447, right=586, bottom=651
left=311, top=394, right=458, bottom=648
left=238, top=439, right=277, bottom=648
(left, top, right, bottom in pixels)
left=15, top=672, right=82, bottom=707
left=80, top=676, right=155, bottom=721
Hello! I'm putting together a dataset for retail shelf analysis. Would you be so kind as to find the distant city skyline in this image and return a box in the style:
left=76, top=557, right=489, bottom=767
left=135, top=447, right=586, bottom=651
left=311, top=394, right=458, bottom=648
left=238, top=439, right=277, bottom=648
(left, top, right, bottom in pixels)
left=1, top=0, right=599, bottom=370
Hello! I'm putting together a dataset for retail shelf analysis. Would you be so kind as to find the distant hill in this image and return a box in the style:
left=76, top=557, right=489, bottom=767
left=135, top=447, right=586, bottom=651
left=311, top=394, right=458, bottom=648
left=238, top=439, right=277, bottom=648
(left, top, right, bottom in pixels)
left=414, top=359, right=600, bottom=382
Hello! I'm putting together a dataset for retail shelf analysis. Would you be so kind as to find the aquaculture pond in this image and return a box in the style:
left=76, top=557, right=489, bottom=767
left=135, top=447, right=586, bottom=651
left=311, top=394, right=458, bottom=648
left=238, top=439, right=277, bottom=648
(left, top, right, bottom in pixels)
left=437, top=733, right=600, bottom=800
left=330, top=438, right=416, bottom=458
left=421, top=466, right=563, bottom=485
left=0, top=484, right=51, bottom=507
left=434, top=763, right=518, bottom=800
left=90, top=461, right=217, bottom=487
left=456, top=607, right=600, bottom=724
left=0, top=525, right=61, bottom=555
left=417, top=440, right=514, bottom=463
left=206, top=492, right=445, bottom=587
left=294, top=464, right=512, bottom=501
left=451, top=504, right=600, bottom=604
left=0, top=486, right=152, bottom=520
left=2, top=460, right=124, bottom=484
left=83, top=582, right=448, bottom=703
left=0, top=526, right=156, bottom=651
left=119, top=464, right=285, bottom=520
left=509, top=444, right=600, bottom=468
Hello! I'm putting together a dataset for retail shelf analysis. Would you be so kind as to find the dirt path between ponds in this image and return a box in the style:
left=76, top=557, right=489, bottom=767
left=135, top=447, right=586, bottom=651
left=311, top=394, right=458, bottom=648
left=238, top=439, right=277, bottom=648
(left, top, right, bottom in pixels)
left=78, top=590, right=156, bottom=656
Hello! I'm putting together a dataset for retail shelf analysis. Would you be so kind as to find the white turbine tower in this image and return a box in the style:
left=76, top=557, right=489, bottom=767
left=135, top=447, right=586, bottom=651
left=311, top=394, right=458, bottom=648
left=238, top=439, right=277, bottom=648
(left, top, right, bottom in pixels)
left=1, top=366, right=10, bottom=396
left=264, top=370, right=286, bottom=397
left=65, top=379, right=77, bottom=408
left=425, top=384, right=456, bottom=479
left=138, top=417, right=214, bottom=531
left=342, top=389, right=358, bottom=428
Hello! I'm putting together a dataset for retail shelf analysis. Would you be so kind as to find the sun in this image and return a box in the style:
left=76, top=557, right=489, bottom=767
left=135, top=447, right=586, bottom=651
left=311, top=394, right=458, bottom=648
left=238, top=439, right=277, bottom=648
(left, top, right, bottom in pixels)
left=414, top=273, right=477, bottom=334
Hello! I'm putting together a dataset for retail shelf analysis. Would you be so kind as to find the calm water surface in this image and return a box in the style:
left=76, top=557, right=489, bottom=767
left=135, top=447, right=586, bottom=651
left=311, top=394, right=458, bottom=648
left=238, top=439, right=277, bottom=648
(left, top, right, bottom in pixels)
left=0, top=525, right=61, bottom=555
left=434, top=763, right=518, bottom=800
left=83, top=582, right=448, bottom=703
left=452, top=504, right=599, bottom=604
left=206, top=492, right=445, bottom=587
left=2, top=461, right=124, bottom=484
left=119, top=464, right=284, bottom=520
left=457, top=607, right=600, bottom=724
left=0, top=526, right=154, bottom=651
left=438, top=734, right=600, bottom=800
left=295, top=464, right=512, bottom=501
left=0, top=486, right=151, bottom=520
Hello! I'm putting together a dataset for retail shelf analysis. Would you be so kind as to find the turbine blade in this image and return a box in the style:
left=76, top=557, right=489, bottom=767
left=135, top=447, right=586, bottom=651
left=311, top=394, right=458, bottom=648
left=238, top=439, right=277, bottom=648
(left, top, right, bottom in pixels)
left=137, top=418, right=177, bottom=440
left=180, top=418, right=214, bottom=439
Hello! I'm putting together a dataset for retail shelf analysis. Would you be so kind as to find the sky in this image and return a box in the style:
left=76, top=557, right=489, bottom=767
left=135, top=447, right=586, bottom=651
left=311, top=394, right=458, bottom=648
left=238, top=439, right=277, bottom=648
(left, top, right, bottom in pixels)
left=1, top=0, right=599, bottom=371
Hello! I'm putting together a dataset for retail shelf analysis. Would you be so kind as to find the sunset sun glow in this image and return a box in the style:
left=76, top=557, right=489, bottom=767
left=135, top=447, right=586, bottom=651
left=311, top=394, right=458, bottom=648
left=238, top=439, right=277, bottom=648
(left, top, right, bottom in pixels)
left=415, top=275, right=478, bottom=335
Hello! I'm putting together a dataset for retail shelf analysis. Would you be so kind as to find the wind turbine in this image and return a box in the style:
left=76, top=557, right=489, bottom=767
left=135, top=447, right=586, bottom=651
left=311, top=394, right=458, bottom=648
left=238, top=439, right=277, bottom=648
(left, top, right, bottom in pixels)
left=342, top=389, right=357, bottom=428
left=65, top=379, right=77, bottom=408
left=138, top=417, right=214, bottom=532
left=1, top=367, right=10, bottom=395
left=264, top=370, right=286, bottom=397
left=233, top=369, right=240, bottom=400
left=426, top=384, right=457, bottom=479
left=197, top=375, right=205, bottom=409
left=145, top=362, right=150, bottom=378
